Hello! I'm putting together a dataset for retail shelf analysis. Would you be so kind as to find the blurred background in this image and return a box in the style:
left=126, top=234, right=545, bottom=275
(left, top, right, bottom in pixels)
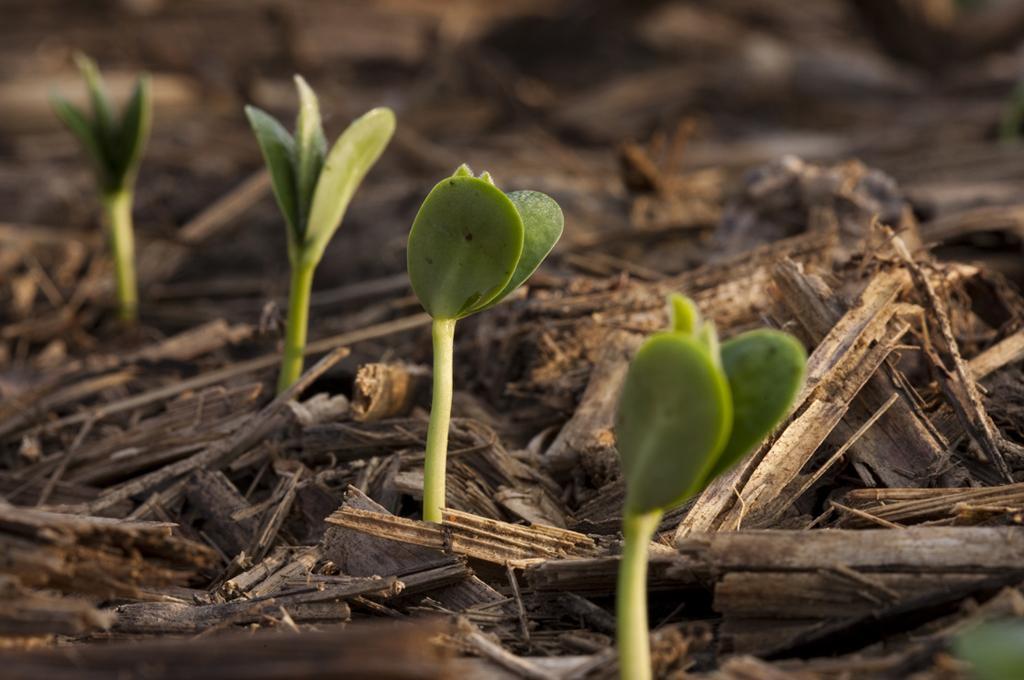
left=6, top=0, right=1024, bottom=348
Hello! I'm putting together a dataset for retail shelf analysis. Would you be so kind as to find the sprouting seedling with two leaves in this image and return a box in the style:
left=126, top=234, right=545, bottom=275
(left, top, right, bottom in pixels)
left=246, top=77, right=395, bottom=392
left=51, top=53, right=151, bottom=324
left=614, top=294, right=806, bottom=680
left=407, top=165, right=564, bottom=523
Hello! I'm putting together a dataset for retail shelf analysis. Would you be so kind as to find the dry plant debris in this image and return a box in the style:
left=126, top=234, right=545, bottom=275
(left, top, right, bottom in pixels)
left=6, top=1, right=1024, bottom=677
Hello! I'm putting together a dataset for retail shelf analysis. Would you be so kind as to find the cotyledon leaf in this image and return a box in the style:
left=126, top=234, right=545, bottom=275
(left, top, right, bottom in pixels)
left=303, top=106, right=395, bottom=266
left=292, top=75, right=327, bottom=234
left=473, top=189, right=563, bottom=313
left=113, top=75, right=152, bottom=189
left=74, top=52, right=115, bottom=149
left=703, top=329, right=806, bottom=483
left=407, top=173, right=524, bottom=320
left=244, top=105, right=300, bottom=246
left=51, top=95, right=111, bottom=187
left=615, top=332, right=733, bottom=514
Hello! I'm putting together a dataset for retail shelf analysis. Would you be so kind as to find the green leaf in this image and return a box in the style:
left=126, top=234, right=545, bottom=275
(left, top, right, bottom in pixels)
left=73, top=52, right=115, bottom=149
left=668, top=293, right=701, bottom=334
left=705, top=329, right=806, bottom=482
left=408, top=171, right=524, bottom=320
left=245, top=105, right=300, bottom=248
left=113, top=75, right=152, bottom=189
left=616, top=333, right=733, bottom=514
left=51, top=94, right=111, bottom=186
left=954, top=622, right=1024, bottom=680
left=474, top=190, right=563, bottom=312
left=303, top=106, right=395, bottom=265
left=292, top=75, right=327, bottom=234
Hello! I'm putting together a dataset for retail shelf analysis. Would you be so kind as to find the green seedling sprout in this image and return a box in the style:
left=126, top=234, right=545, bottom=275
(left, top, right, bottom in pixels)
left=614, top=294, right=806, bottom=680
left=245, top=77, right=395, bottom=393
left=51, top=52, right=152, bottom=324
left=408, top=165, right=563, bottom=522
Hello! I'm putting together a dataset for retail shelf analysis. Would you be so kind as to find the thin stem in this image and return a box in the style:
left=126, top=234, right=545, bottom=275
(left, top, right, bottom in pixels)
left=276, top=262, right=316, bottom=393
left=422, top=317, right=456, bottom=523
left=617, top=507, right=663, bottom=680
left=101, top=189, right=137, bottom=324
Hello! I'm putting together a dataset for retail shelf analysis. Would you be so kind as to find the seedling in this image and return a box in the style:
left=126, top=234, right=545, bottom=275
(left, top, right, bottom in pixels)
left=52, top=52, right=151, bottom=323
left=614, top=294, right=806, bottom=680
left=408, top=165, right=563, bottom=522
left=954, top=620, right=1024, bottom=680
left=245, top=77, right=395, bottom=392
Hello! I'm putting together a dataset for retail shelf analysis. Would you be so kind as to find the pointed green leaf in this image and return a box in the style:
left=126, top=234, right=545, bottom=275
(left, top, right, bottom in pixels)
left=113, top=75, right=152, bottom=189
left=245, top=105, right=300, bottom=247
left=668, top=293, right=701, bottom=334
left=73, top=52, right=115, bottom=148
left=303, top=106, right=395, bottom=265
left=51, top=94, right=111, bottom=186
left=474, top=190, right=563, bottom=312
left=616, top=333, right=733, bottom=514
left=292, top=75, right=327, bottom=234
left=408, top=171, right=524, bottom=320
left=704, top=329, right=806, bottom=482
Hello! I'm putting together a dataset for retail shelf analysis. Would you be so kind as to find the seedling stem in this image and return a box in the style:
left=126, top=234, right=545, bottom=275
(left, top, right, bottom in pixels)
left=277, top=262, right=315, bottom=392
left=423, top=317, right=456, bottom=522
left=101, top=189, right=138, bottom=323
left=617, top=508, right=662, bottom=680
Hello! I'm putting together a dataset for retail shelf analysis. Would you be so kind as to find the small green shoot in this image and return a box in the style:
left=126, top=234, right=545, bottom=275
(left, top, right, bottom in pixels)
left=407, top=165, right=563, bottom=522
left=613, top=294, right=806, bottom=680
left=51, top=52, right=152, bottom=324
left=245, top=77, right=395, bottom=393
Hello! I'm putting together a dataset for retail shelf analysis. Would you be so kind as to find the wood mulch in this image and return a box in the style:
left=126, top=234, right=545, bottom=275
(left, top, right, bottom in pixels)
left=4, top=1, right=1024, bottom=677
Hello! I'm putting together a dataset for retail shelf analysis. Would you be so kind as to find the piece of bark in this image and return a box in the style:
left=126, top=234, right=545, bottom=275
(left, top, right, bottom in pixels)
left=543, top=331, right=641, bottom=483
left=351, top=362, right=429, bottom=422
left=0, top=577, right=112, bottom=636
left=673, top=527, right=1024, bottom=655
left=0, top=503, right=215, bottom=598
left=895, top=238, right=1016, bottom=481
left=0, top=624, right=449, bottom=679
left=247, top=547, right=323, bottom=599
left=111, top=597, right=351, bottom=634
left=182, top=469, right=257, bottom=558
left=526, top=556, right=708, bottom=596
left=221, top=546, right=293, bottom=598
left=327, top=504, right=598, bottom=568
left=321, top=485, right=506, bottom=611
left=834, top=482, right=1024, bottom=527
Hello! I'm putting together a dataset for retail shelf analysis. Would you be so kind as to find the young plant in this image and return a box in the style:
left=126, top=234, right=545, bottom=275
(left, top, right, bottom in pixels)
left=245, top=77, right=395, bottom=393
left=614, top=294, right=806, bottom=680
left=51, top=52, right=152, bottom=324
left=954, top=620, right=1024, bottom=680
left=408, top=165, right=563, bottom=522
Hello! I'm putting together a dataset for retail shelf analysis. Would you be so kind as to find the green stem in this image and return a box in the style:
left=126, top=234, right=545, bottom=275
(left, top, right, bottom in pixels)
left=276, top=262, right=316, bottom=393
left=617, top=508, right=663, bottom=680
left=101, top=189, right=137, bottom=324
left=423, top=317, right=456, bottom=523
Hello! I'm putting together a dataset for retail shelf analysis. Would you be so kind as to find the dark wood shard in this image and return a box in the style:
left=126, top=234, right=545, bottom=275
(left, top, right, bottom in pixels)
left=0, top=624, right=450, bottom=679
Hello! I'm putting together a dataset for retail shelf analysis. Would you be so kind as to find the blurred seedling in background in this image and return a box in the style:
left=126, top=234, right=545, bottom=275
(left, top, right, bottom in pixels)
left=51, top=52, right=151, bottom=324
left=954, top=620, right=1024, bottom=680
left=407, top=165, right=563, bottom=523
left=245, top=77, right=395, bottom=393
left=614, top=294, right=806, bottom=680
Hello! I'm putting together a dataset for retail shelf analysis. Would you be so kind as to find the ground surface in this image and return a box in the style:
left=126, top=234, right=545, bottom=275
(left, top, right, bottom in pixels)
left=4, top=1, right=1024, bottom=678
